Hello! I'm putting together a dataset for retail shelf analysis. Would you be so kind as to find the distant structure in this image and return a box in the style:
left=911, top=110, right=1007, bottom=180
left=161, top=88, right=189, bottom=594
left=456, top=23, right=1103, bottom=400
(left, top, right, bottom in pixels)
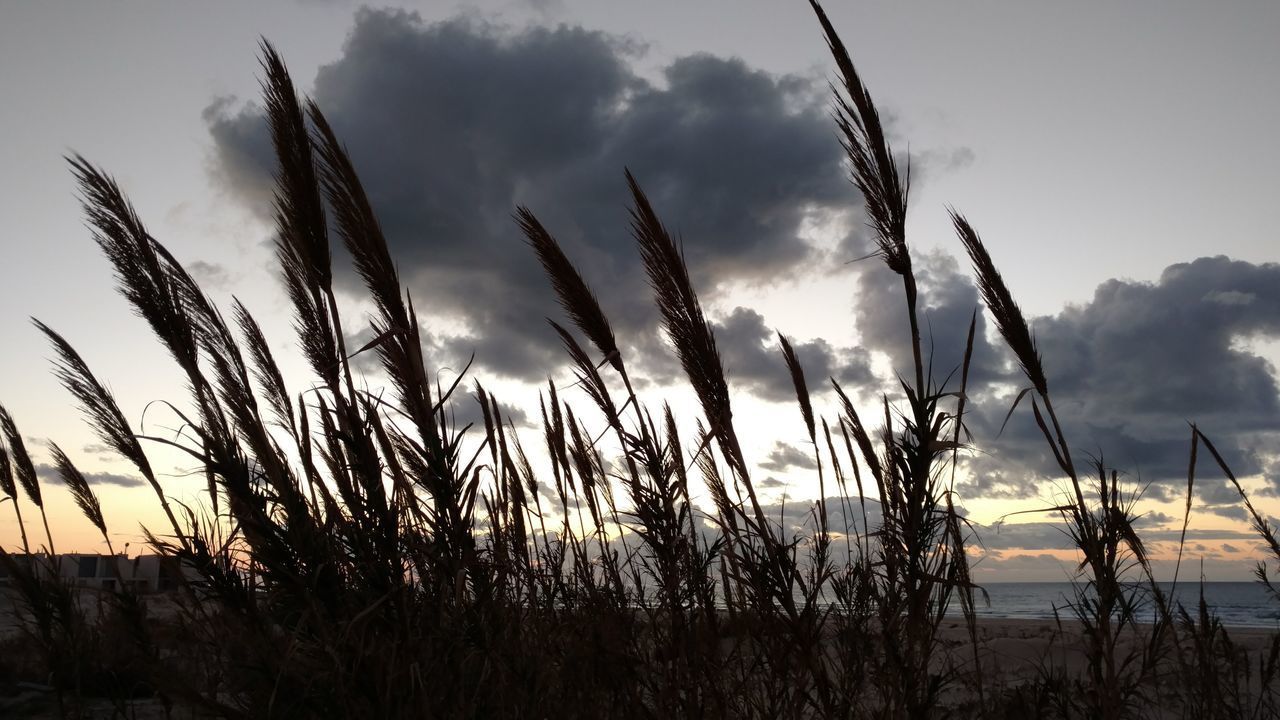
left=0, top=552, right=191, bottom=593
left=0, top=553, right=43, bottom=586
left=59, top=552, right=127, bottom=590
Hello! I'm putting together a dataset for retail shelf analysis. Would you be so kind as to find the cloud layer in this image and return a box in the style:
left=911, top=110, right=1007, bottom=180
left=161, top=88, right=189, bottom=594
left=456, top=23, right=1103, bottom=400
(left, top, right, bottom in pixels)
left=208, top=9, right=861, bottom=387
left=35, top=463, right=145, bottom=489
left=206, top=9, right=1280, bottom=506
left=957, top=256, right=1280, bottom=498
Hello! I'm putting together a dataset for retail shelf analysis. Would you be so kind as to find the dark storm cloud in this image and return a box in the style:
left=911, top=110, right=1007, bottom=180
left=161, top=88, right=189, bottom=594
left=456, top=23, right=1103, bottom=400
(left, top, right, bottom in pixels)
left=952, top=256, right=1280, bottom=499
left=204, top=97, right=275, bottom=201
left=851, top=249, right=1007, bottom=392
left=712, top=307, right=874, bottom=403
left=35, top=463, right=145, bottom=489
left=207, top=10, right=858, bottom=386
left=1196, top=479, right=1248, bottom=508
left=439, top=387, right=531, bottom=432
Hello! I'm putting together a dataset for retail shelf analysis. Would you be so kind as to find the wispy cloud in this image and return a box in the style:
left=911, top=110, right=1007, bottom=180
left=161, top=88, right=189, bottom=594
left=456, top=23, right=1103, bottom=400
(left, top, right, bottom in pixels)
left=35, top=462, right=145, bottom=488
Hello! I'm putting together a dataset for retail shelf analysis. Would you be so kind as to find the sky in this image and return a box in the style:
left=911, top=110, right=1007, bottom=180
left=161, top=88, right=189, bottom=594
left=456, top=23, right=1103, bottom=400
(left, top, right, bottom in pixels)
left=1, top=0, right=1279, bottom=581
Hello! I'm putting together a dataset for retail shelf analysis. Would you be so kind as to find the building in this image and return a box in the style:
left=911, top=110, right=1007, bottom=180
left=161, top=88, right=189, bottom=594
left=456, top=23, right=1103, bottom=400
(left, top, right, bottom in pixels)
left=0, top=552, right=194, bottom=593
left=58, top=553, right=128, bottom=590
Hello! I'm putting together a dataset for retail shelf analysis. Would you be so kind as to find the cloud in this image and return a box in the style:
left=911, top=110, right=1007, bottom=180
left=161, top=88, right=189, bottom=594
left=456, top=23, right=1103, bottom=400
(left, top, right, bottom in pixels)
left=1132, top=510, right=1175, bottom=528
left=977, top=521, right=1073, bottom=552
left=519, top=0, right=564, bottom=13
left=965, top=516, right=1262, bottom=553
left=851, top=248, right=1008, bottom=392
left=35, top=463, right=145, bottom=489
left=950, top=256, right=1280, bottom=498
left=1145, top=527, right=1262, bottom=542
left=1196, top=479, right=1246, bottom=506
left=200, top=8, right=1280, bottom=510
left=450, top=389, right=532, bottom=433
left=916, top=146, right=975, bottom=175
left=712, top=307, right=874, bottom=403
left=969, top=552, right=1075, bottom=582
left=753, top=496, right=882, bottom=538
left=759, top=441, right=817, bottom=473
left=206, top=10, right=861, bottom=387
left=186, top=260, right=233, bottom=290
left=81, top=443, right=115, bottom=460
left=1201, top=504, right=1249, bottom=521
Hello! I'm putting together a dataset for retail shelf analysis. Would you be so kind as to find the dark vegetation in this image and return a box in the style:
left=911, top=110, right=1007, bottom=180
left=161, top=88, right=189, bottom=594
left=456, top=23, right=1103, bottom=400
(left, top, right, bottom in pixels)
left=1, top=3, right=1278, bottom=717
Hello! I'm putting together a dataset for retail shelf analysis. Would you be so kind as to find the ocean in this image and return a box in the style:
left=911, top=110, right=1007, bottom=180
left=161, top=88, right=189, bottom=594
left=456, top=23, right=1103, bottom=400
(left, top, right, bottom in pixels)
left=959, top=582, right=1280, bottom=628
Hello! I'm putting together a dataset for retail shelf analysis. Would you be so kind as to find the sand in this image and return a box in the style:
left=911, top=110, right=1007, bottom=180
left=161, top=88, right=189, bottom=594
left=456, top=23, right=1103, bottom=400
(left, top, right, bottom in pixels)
left=2, top=593, right=1277, bottom=715
left=935, top=615, right=1278, bottom=689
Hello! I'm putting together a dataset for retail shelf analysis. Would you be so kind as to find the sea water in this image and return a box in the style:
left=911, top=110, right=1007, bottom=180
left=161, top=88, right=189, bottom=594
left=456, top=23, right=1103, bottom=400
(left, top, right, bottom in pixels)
left=957, top=582, right=1280, bottom=628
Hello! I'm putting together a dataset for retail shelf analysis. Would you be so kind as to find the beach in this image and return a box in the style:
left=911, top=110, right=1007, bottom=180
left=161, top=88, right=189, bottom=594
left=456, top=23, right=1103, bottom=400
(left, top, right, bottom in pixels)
left=3, top=589, right=1276, bottom=717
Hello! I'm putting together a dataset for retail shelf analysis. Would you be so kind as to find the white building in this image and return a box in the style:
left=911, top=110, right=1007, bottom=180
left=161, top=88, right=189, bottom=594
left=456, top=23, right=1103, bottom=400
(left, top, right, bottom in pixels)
left=0, top=552, right=193, bottom=593
left=58, top=553, right=129, bottom=590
